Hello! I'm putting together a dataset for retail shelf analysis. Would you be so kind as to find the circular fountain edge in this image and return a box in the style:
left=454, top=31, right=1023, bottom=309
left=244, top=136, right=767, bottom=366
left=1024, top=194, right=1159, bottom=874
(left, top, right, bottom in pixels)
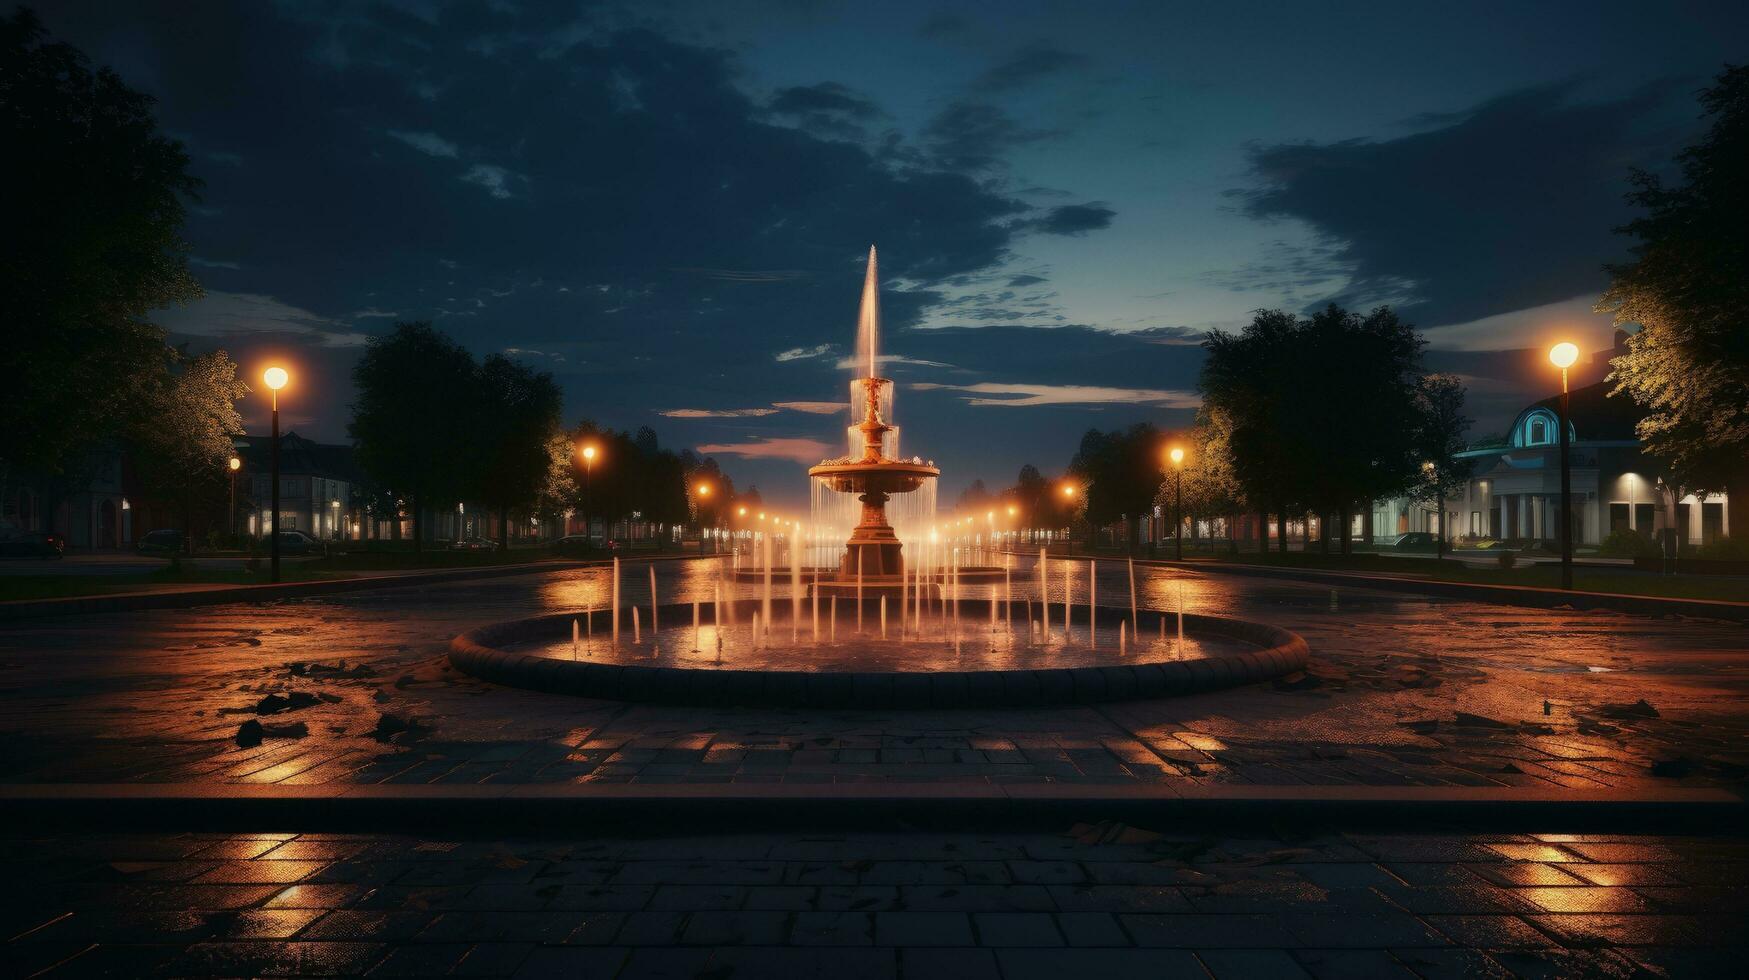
left=448, top=604, right=1309, bottom=709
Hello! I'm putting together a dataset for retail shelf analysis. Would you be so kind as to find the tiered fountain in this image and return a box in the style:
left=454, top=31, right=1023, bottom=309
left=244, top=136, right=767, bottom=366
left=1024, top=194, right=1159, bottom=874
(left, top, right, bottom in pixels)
left=448, top=247, right=1310, bottom=708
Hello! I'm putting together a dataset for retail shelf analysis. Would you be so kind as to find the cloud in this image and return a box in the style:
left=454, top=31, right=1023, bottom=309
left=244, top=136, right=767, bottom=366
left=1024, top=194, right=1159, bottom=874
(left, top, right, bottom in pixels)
left=775, top=344, right=833, bottom=362
left=351, top=306, right=399, bottom=318
left=156, top=291, right=371, bottom=347
left=1022, top=203, right=1115, bottom=237
left=461, top=163, right=522, bottom=199
left=1231, top=80, right=1685, bottom=324
left=913, top=381, right=1201, bottom=409
left=1007, top=274, right=1047, bottom=287
left=922, top=102, right=1057, bottom=171
left=694, top=437, right=836, bottom=463
left=387, top=129, right=458, bottom=157
left=767, top=82, right=886, bottom=140
left=772, top=401, right=845, bottom=415
left=659, top=407, right=780, bottom=418
left=190, top=257, right=241, bottom=269
left=1418, top=294, right=1619, bottom=352
left=833, top=353, right=955, bottom=371
left=972, top=44, right=1089, bottom=93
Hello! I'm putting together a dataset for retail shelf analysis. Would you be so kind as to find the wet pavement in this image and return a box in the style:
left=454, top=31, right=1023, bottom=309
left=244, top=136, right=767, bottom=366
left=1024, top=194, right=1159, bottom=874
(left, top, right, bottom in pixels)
left=5, top=827, right=1744, bottom=978
left=0, top=559, right=1745, bottom=789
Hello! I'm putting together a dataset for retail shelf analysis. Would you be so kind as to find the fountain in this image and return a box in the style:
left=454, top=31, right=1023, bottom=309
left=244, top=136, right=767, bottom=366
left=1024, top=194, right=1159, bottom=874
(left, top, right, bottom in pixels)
left=806, top=249, right=939, bottom=595
left=448, top=246, right=1311, bottom=708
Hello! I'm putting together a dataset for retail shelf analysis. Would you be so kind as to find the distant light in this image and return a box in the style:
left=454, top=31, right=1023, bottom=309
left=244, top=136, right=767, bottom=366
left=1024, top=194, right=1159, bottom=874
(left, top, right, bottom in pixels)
left=696, top=483, right=712, bottom=497
left=1007, top=505, right=1017, bottom=516
left=1549, top=342, right=1579, bottom=369
left=737, top=506, right=747, bottom=516
left=1061, top=484, right=1076, bottom=497
left=228, top=456, right=241, bottom=471
left=580, top=443, right=598, bottom=462
left=263, top=366, right=289, bottom=391
left=1169, top=446, right=1184, bottom=466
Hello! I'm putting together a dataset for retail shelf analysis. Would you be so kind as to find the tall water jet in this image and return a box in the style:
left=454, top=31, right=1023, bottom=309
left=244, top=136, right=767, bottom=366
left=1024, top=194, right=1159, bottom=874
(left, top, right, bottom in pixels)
left=809, top=246, right=939, bottom=598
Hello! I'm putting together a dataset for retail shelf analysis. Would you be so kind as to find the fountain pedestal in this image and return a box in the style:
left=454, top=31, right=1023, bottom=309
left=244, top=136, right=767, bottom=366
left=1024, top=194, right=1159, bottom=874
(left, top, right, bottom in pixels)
left=808, top=375, right=938, bottom=597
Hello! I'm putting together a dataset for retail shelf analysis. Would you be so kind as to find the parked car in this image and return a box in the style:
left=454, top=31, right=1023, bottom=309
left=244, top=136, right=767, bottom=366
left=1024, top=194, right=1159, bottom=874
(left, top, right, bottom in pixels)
left=0, top=528, right=64, bottom=559
left=136, top=529, right=185, bottom=555
left=553, top=535, right=614, bottom=557
left=1391, top=532, right=1438, bottom=552
left=448, top=537, right=502, bottom=552
left=255, top=530, right=329, bottom=557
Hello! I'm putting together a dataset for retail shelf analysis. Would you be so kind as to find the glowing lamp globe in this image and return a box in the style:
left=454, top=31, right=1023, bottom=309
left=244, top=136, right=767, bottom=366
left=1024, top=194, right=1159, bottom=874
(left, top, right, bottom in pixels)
left=1169, top=447, right=1185, bottom=466
left=228, top=457, right=241, bottom=471
left=263, top=366, right=289, bottom=391
left=1548, top=342, right=1579, bottom=370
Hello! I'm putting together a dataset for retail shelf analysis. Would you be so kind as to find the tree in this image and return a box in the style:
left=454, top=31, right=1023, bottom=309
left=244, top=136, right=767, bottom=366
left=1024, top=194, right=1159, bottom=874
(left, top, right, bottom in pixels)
left=1407, top=374, right=1475, bottom=559
left=0, top=10, right=201, bottom=496
left=350, top=323, right=478, bottom=551
left=1163, top=409, right=1244, bottom=553
left=1202, top=305, right=1427, bottom=554
left=468, top=355, right=563, bottom=549
left=1601, top=65, right=1749, bottom=535
left=1069, top=423, right=1162, bottom=554
left=125, top=349, right=248, bottom=549
left=1012, top=465, right=1051, bottom=541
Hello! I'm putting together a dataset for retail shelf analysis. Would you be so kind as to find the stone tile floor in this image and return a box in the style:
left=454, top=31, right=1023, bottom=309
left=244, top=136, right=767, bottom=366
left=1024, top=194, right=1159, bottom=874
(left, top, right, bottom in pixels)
left=1, top=561, right=1745, bottom=791
left=6, top=826, right=1745, bottom=977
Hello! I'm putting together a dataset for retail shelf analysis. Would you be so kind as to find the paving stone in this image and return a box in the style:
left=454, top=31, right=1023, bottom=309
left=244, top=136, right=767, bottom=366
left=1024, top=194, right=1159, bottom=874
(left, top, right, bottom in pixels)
left=995, top=947, right=1208, bottom=980
left=874, top=911, right=974, bottom=946
left=1197, top=948, right=1315, bottom=979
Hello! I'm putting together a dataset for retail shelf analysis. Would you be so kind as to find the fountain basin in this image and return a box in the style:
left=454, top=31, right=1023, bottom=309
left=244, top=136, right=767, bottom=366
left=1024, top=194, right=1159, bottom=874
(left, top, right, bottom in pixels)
left=449, top=600, right=1309, bottom=708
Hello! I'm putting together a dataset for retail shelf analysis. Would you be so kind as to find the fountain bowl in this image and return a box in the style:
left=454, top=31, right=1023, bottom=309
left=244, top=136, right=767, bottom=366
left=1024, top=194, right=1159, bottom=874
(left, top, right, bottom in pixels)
left=449, top=599, right=1309, bottom=709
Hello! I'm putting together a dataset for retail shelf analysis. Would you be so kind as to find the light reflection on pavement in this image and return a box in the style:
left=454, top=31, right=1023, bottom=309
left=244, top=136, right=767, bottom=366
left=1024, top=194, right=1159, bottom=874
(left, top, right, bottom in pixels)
left=0, top=558, right=1743, bottom=789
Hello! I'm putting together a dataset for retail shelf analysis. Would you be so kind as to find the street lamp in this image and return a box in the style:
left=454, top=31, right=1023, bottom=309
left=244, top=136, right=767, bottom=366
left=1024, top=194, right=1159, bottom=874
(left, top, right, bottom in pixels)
left=1422, top=460, right=1446, bottom=561
left=262, top=366, right=290, bottom=583
left=578, top=442, right=598, bottom=545
left=227, top=456, right=241, bottom=544
left=1549, top=342, right=1579, bottom=589
left=695, top=483, right=713, bottom=554
left=1168, top=446, right=1186, bottom=561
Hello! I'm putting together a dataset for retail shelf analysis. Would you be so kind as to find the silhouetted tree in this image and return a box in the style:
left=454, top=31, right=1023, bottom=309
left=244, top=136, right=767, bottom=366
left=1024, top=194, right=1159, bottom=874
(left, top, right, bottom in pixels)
left=1069, top=423, right=1162, bottom=554
left=0, top=10, right=201, bottom=498
left=1602, top=65, right=1749, bottom=536
left=1407, top=374, right=1475, bottom=559
left=350, top=323, right=477, bottom=551
left=469, top=355, right=563, bottom=549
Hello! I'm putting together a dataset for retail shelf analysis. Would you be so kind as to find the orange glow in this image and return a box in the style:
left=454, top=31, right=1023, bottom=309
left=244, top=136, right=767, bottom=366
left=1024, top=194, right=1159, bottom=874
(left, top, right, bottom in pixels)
left=580, top=443, right=598, bottom=463
left=696, top=483, right=712, bottom=497
left=1168, top=446, right=1185, bottom=466
left=1549, top=342, right=1579, bottom=369
left=262, top=366, right=289, bottom=391
left=1061, top=484, right=1076, bottom=498
left=1007, top=505, right=1017, bottom=517
left=737, top=506, right=747, bottom=516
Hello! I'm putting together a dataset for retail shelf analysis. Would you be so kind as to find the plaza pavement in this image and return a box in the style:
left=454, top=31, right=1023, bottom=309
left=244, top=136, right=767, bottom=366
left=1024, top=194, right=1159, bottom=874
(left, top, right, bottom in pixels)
left=6, top=827, right=1745, bottom=978
left=0, top=561, right=1743, bottom=793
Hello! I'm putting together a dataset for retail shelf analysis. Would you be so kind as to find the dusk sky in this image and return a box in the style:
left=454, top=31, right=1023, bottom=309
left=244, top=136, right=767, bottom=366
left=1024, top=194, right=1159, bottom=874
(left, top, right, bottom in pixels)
left=43, top=0, right=1749, bottom=508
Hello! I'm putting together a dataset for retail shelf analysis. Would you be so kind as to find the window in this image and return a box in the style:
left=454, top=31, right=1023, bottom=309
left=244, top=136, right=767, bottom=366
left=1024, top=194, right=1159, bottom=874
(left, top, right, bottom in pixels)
left=1530, top=419, right=1546, bottom=444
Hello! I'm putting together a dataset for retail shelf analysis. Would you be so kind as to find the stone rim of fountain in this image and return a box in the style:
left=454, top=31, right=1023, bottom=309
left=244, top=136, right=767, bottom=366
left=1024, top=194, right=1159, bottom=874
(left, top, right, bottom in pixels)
left=448, top=601, right=1310, bottom=708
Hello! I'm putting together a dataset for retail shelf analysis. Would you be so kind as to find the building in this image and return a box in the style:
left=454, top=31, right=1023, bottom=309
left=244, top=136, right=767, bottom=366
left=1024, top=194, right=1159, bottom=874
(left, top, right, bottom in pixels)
left=240, top=432, right=363, bottom=540
left=0, top=448, right=132, bottom=549
left=1374, top=374, right=1729, bottom=550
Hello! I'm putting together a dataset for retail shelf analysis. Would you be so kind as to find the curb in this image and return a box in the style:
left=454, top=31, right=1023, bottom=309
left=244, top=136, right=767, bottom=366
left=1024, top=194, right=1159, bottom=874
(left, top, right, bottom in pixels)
left=0, top=554, right=706, bottom=622
left=1138, top=559, right=1749, bottom=623
left=447, top=603, right=1310, bottom=708
left=0, top=783, right=1738, bottom=833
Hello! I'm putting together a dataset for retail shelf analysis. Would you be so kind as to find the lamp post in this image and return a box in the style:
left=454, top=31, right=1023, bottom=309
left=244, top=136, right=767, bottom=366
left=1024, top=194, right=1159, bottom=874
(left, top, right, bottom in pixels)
left=262, top=366, right=289, bottom=583
left=1549, top=342, right=1578, bottom=590
left=1423, top=460, right=1445, bottom=561
left=696, top=482, right=712, bottom=554
left=227, top=456, right=240, bottom=544
left=1169, top=446, right=1185, bottom=561
left=579, top=442, right=597, bottom=547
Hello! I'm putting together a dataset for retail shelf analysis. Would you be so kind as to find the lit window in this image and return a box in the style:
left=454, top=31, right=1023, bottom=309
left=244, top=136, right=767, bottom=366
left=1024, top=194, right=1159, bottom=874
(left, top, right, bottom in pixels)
left=1530, top=419, right=1546, bottom=444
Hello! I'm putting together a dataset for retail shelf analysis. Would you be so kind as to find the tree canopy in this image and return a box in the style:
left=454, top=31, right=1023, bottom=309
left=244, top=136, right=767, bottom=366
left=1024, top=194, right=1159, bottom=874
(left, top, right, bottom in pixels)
left=0, top=9, right=201, bottom=481
left=1201, top=304, right=1432, bottom=539
left=1069, top=422, right=1163, bottom=553
left=1601, top=65, right=1749, bottom=531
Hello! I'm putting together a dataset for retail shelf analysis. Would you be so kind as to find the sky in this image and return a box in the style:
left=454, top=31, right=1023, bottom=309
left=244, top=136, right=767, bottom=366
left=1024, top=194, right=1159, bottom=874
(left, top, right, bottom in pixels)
left=42, top=0, right=1749, bottom=508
